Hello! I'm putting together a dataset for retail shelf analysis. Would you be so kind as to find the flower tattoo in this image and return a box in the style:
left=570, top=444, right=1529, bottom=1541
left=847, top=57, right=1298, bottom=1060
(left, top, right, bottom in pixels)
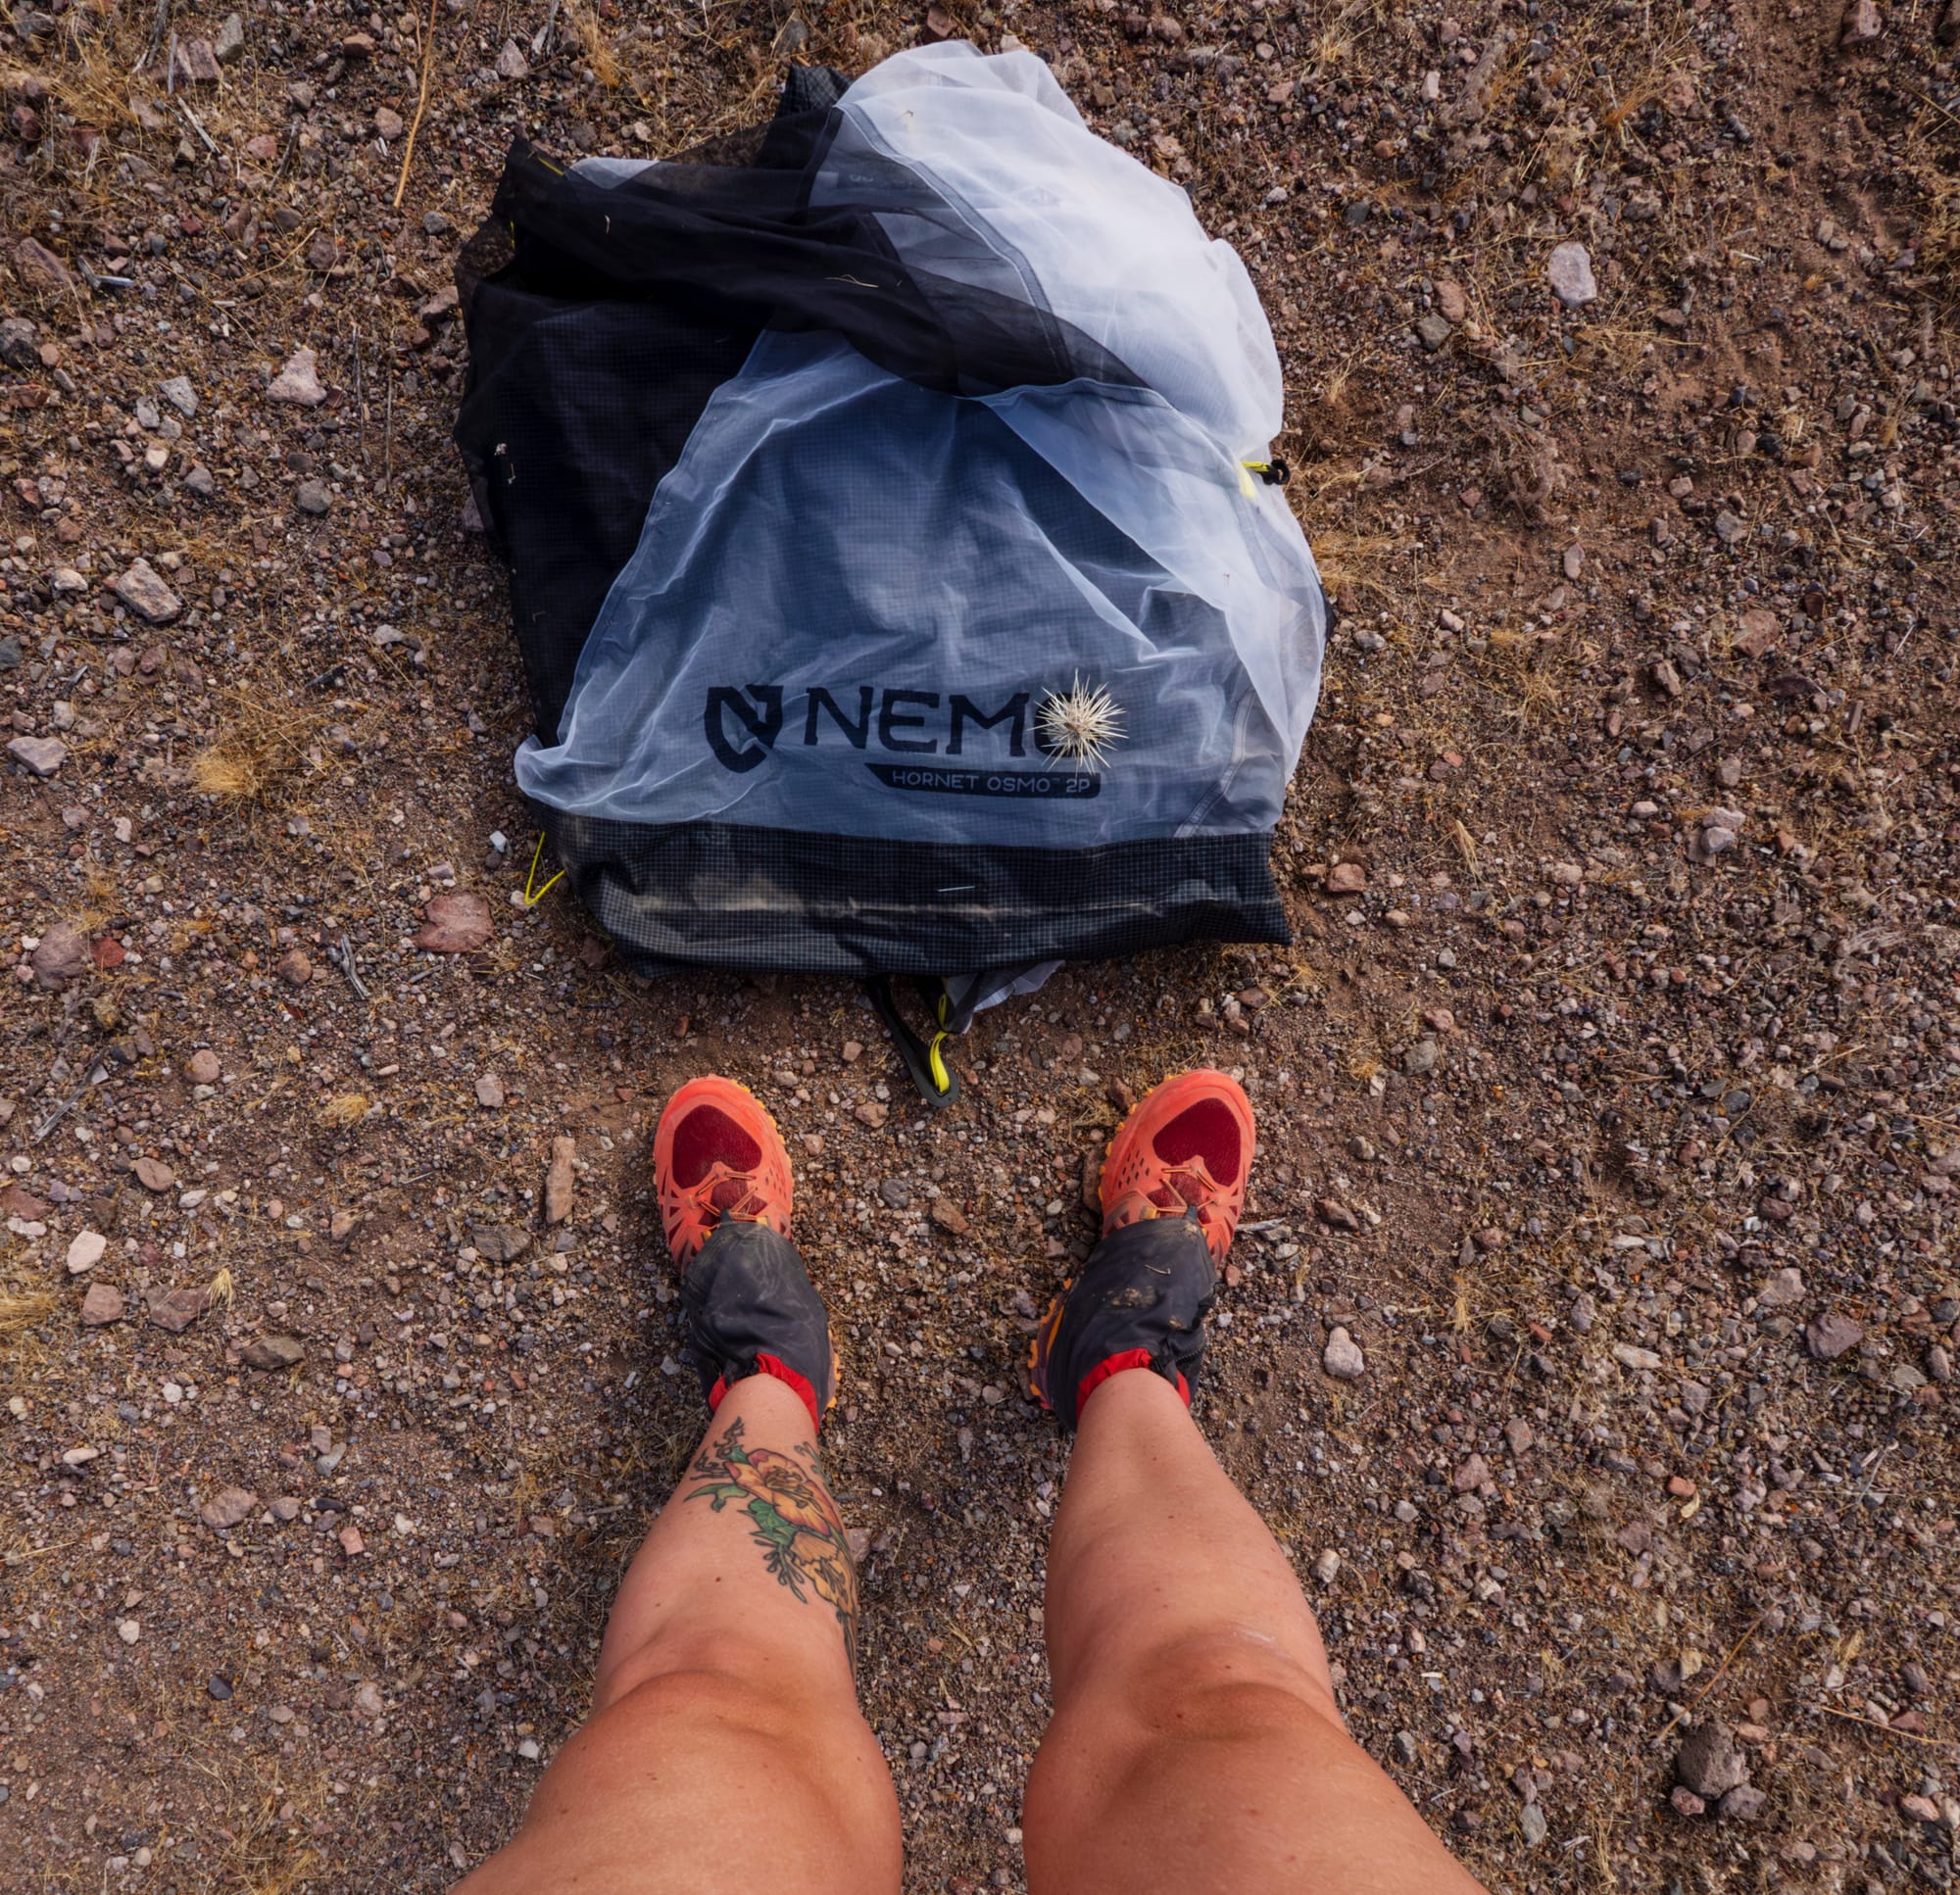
left=684, top=1416, right=860, bottom=1667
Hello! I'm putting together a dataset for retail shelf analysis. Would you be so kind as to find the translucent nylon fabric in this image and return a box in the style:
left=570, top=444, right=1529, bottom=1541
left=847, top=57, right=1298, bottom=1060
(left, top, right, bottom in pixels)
left=513, top=43, right=1323, bottom=850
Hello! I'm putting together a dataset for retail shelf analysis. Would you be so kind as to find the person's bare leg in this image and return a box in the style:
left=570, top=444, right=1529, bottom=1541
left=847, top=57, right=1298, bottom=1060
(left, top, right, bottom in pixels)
left=457, top=1368, right=901, bottom=1895
left=1024, top=1365, right=1488, bottom=1895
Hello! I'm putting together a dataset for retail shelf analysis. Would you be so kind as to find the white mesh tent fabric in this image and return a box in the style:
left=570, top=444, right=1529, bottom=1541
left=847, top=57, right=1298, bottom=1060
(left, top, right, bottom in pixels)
left=456, top=43, right=1324, bottom=1005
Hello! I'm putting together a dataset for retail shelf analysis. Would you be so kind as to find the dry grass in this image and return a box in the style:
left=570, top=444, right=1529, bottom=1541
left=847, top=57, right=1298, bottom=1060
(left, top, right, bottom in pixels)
left=318, top=1093, right=372, bottom=1129
left=0, top=1283, right=61, bottom=1343
left=566, top=1, right=624, bottom=89
left=189, top=683, right=328, bottom=809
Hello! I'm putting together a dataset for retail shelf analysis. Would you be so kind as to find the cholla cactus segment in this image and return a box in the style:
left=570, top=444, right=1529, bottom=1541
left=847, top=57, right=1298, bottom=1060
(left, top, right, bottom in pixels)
left=1036, top=674, right=1126, bottom=770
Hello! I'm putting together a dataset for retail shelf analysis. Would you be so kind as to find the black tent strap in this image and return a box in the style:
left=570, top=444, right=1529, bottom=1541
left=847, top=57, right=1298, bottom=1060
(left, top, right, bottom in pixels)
left=541, top=813, right=1290, bottom=976
left=864, top=975, right=960, bottom=1107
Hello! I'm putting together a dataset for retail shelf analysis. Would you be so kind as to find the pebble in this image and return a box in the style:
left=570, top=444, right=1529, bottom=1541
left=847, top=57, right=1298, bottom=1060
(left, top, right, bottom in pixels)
left=1756, top=1267, right=1806, bottom=1308
left=1805, top=1312, right=1863, bottom=1360
left=1612, top=1342, right=1662, bottom=1371
left=275, top=948, right=314, bottom=987
left=1839, top=0, right=1882, bottom=43
left=1434, top=279, right=1467, bottom=323
left=66, top=1230, right=107, bottom=1275
left=1414, top=314, right=1451, bottom=352
left=1519, top=1803, right=1547, bottom=1846
left=199, top=1485, right=258, bottom=1531
left=1546, top=241, right=1597, bottom=308
left=375, top=107, right=405, bottom=139
left=132, top=1156, right=174, bottom=1191
left=145, top=1286, right=208, bottom=1333
left=268, top=347, right=327, bottom=406
left=239, top=1334, right=305, bottom=1371
left=79, top=1283, right=124, bottom=1326
left=475, top=1072, right=507, bottom=1109
left=1314, top=1548, right=1341, bottom=1584
left=116, top=1619, right=140, bottom=1646
left=495, top=38, right=530, bottom=78
left=545, top=1136, right=577, bottom=1224
left=7, top=734, right=67, bottom=777
left=1324, top=861, right=1367, bottom=894
left=159, top=375, right=197, bottom=417
left=1676, top=1721, right=1750, bottom=1800
left=929, top=1196, right=970, bottom=1235
left=1322, top=1327, right=1366, bottom=1379
left=213, top=10, right=244, bottom=62
left=187, top=1048, right=221, bottom=1085
left=30, top=921, right=87, bottom=990
left=296, top=479, right=332, bottom=516
left=111, top=558, right=184, bottom=624
left=416, top=893, right=494, bottom=952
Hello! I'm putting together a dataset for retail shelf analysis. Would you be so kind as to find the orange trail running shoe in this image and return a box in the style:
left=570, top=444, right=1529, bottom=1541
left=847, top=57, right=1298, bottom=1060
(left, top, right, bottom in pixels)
left=654, top=1077, right=833, bottom=1432
left=1028, top=1070, right=1254, bottom=1431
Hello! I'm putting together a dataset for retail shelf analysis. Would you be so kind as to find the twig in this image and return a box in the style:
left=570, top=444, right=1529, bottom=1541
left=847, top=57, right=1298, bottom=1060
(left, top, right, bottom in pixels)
left=1655, top=1612, right=1768, bottom=1747
left=394, top=0, right=442, bottom=211
left=531, top=0, right=563, bottom=57
left=383, top=363, right=394, bottom=495
left=1813, top=1705, right=1955, bottom=1749
left=177, top=97, right=218, bottom=155
left=353, top=319, right=367, bottom=461
left=32, top=1071, right=97, bottom=1143
left=137, top=0, right=172, bottom=73
left=328, top=933, right=371, bottom=1002
left=270, top=118, right=301, bottom=189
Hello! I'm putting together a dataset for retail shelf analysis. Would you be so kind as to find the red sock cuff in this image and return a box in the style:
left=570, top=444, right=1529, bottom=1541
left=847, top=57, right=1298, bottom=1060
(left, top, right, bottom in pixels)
left=1074, top=1347, right=1191, bottom=1425
left=707, top=1352, right=823, bottom=1433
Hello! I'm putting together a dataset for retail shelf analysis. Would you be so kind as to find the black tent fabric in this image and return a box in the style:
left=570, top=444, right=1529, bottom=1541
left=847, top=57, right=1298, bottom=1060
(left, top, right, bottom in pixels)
left=455, top=44, right=1325, bottom=984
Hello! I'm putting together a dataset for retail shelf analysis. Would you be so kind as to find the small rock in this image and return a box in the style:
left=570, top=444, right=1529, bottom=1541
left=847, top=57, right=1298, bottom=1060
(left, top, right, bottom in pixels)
left=1670, top=1785, right=1707, bottom=1819
left=1402, top=1038, right=1440, bottom=1076
left=275, top=948, right=313, bottom=987
left=1503, top=1417, right=1534, bottom=1455
left=1546, top=241, right=1596, bottom=308
left=187, top=1048, right=221, bottom=1085
left=473, top=1225, right=531, bottom=1264
left=111, top=559, right=182, bottom=625
left=1314, top=1548, right=1341, bottom=1584
left=1315, top=1197, right=1360, bottom=1232
left=199, top=1485, right=258, bottom=1531
left=374, top=106, right=405, bottom=139
left=929, top=1196, right=969, bottom=1236
left=183, top=463, right=217, bottom=499
left=495, top=38, right=530, bottom=78
left=159, top=374, right=197, bottom=417
left=9, top=735, right=67, bottom=778
left=1322, top=1327, right=1366, bottom=1380
left=1612, top=1342, right=1663, bottom=1371
left=30, top=920, right=88, bottom=989
left=1718, top=1784, right=1767, bottom=1822
left=145, top=1286, right=208, bottom=1333
left=214, top=11, right=245, bottom=62
left=855, top=1099, right=891, bottom=1129
left=117, top=1619, right=141, bottom=1646
left=1714, top=509, right=1747, bottom=545
left=1453, top=1453, right=1491, bottom=1492
left=79, top=1283, right=125, bottom=1326
left=132, top=1155, right=174, bottom=1191
left=267, top=346, right=326, bottom=406
left=1839, top=0, right=1882, bottom=43
left=338, top=1525, right=366, bottom=1558
left=878, top=1179, right=911, bottom=1210
left=66, top=1230, right=108, bottom=1275
left=416, top=893, right=493, bottom=952
left=1676, top=1721, right=1750, bottom=1800
left=1415, top=313, right=1452, bottom=351
left=1435, top=278, right=1468, bottom=323
left=1756, top=1267, right=1805, bottom=1308
left=13, top=236, right=72, bottom=293
left=1325, top=861, right=1367, bottom=895
left=1805, top=1312, right=1863, bottom=1360
left=1519, top=1803, right=1548, bottom=1847
left=475, top=1072, right=506, bottom=1109
left=239, top=1334, right=305, bottom=1371
left=545, top=1136, right=576, bottom=1224
left=305, top=232, right=338, bottom=273
left=64, top=1444, right=102, bottom=1466
left=208, top=1675, right=234, bottom=1700
left=0, top=316, right=37, bottom=366
left=295, top=479, right=331, bottom=516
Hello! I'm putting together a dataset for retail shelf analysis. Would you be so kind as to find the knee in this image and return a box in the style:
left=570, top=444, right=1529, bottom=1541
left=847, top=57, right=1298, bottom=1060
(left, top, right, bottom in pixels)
left=595, top=1627, right=807, bottom=1728
left=1123, top=1630, right=1343, bottom=1746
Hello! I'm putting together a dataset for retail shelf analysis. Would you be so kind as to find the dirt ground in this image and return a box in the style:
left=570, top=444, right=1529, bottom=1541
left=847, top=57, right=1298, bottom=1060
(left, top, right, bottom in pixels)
left=3, top=0, right=1958, bottom=1888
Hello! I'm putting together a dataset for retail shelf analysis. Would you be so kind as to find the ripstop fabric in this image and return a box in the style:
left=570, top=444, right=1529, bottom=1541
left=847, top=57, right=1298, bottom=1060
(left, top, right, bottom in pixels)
left=455, top=42, right=1324, bottom=976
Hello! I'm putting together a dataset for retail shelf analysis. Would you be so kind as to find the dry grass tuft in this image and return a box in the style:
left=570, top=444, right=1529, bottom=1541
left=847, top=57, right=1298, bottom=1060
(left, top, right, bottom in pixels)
left=318, top=1093, right=372, bottom=1130
left=0, top=1284, right=61, bottom=1342
left=566, top=1, right=624, bottom=89
left=189, top=684, right=326, bottom=809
